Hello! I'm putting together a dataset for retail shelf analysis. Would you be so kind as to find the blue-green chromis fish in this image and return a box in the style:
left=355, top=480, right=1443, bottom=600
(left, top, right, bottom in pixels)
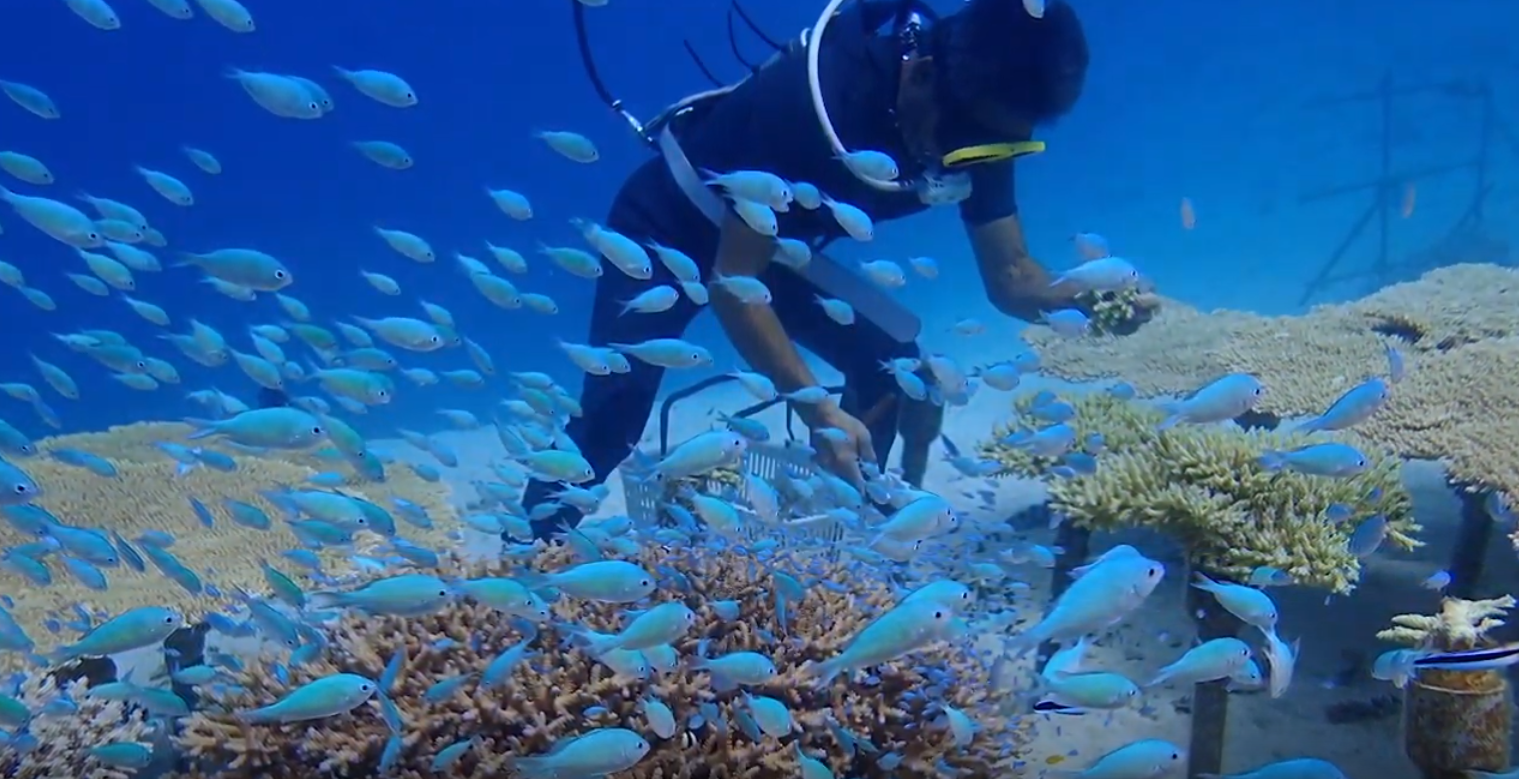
left=505, top=728, right=651, bottom=779
left=50, top=606, right=182, bottom=662
left=235, top=673, right=377, bottom=724
left=185, top=407, right=327, bottom=449
left=308, top=574, right=454, bottom=616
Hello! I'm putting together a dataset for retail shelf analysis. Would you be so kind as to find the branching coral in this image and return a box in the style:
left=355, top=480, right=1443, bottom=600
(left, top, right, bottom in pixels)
left=1024, top=264, right=1519, bottom=498
left=1, top=421, right=457, bottom=651
left=1377, top=595, right=1516, bottom=652
left=168, top=545, right=1028, bottom=779
left=1077, top=289, right=1145, bottom=336
left=0, top=673, right=157, bottom=779
left=979, top=392, right=1421, bottom=593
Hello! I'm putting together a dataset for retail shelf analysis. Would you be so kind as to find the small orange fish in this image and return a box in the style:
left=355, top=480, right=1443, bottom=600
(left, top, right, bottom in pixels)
left=1045, top=755, right=1067, bottom=766
left=1179, top=197, right=1196, bottom=230
left=1401, top=183, right=1416, bottom=219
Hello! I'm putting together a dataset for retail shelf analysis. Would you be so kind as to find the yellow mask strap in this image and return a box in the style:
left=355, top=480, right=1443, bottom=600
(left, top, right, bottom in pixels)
left=941, top=140, right=1046, bottom=169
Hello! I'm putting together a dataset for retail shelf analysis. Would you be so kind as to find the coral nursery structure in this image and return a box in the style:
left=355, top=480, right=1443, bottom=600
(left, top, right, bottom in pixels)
left=163, top=544, right=1025, bottom=779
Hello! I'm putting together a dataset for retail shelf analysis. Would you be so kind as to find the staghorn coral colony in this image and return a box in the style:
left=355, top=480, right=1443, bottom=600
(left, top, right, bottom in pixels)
left=161, top=543, right=1021, bottom=779
left=979, top=391, right=1421, bottom=592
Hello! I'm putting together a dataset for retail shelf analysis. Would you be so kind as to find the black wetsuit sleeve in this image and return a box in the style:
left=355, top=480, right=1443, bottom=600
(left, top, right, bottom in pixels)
left=957, top=159, right=1017, bottom=226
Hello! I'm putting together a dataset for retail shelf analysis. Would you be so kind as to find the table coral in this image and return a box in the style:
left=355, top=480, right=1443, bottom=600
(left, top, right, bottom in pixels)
left=0, top=421, right=457, bottom=652
left=979, top=392, right=1421, bottom=593
left=167, top=545, right=1029, bottom=779
left=1023, top=263, right=1519, bottom=499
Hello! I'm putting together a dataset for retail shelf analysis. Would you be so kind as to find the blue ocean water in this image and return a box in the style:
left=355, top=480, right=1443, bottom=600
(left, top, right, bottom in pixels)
left=0, top=4, right=1515, bottom=778
left=0, top=0, right=1513, bottom=437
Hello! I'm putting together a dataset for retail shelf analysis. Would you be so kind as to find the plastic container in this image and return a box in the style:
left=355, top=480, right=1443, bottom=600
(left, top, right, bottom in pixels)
left=1403, top=666, right=1512, bottom=778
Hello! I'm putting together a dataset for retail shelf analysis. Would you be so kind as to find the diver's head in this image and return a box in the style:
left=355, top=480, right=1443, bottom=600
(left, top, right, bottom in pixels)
left=930, top=0, right=1089, bottom=144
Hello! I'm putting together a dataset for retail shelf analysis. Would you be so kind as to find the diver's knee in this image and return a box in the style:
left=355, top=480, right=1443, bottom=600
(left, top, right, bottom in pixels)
left=898, top=397, right=944, bottom=445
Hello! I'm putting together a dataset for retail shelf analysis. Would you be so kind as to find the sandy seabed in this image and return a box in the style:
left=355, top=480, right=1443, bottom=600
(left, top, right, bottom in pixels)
left=368, top=372, right=1501, bottom=779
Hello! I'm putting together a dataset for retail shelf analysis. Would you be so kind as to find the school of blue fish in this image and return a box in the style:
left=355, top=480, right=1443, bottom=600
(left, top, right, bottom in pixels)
left=0, top=1, right=1501, bottom=778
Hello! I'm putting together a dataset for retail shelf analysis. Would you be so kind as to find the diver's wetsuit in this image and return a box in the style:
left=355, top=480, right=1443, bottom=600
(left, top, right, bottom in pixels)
left=525, top=18, right=1022, bottom=537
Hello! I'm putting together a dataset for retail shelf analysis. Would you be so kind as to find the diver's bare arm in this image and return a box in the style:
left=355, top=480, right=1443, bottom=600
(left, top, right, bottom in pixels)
left=967, top=214, right=1078, bottom=321
left=710, top=213, right=827, bottom=422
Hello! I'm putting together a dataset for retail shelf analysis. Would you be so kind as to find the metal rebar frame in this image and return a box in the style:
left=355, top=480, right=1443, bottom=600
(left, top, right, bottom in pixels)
left=1297, top=72, right=1518, bottom=305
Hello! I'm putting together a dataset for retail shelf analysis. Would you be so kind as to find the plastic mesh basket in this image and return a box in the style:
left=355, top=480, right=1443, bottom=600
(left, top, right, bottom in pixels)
left=622, top=442, right=815, bottom=527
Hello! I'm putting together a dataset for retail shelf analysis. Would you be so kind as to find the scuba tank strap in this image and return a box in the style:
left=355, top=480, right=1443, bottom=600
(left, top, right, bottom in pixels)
left=656, top=126, right=921, bottom=345
left=658, top=127, right=727, bottom=226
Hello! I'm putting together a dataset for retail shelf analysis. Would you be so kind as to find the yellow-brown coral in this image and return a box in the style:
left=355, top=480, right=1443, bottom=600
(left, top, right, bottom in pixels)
left=1377, top=595, right=1516, bottom=652
left=169, top=545, right=1027, bottom=779
left=0, top=673, right=157, bottom=779
left=1, top=421, right=457, bottom=653
left=1076, top=289, right=1144, bottom=336
left=979, top=392, right=1420, bottom=592
left=1022, top=264, right=1519, bottom=498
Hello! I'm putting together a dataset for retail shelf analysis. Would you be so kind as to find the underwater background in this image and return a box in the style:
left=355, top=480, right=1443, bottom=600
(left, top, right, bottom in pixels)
left=2, top=1, right=1519, bottom=779
left=1, top=0, right=1516, bottom=435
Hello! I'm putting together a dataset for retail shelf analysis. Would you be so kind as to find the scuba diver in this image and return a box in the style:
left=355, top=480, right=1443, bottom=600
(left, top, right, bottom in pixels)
left=522, top=0, right=1156, bottom=539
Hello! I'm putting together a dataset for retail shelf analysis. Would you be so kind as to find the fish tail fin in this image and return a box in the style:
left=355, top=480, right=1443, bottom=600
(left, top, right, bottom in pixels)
left=1293, top=418, right=1324, bottom=434
left=805, top=657, right=845, bottom=687
left=1190, top=571, right=1220, bottom=591
left=182, top=418, right=216, bottom=440
left=1256, top=451, right=1285, bottom=472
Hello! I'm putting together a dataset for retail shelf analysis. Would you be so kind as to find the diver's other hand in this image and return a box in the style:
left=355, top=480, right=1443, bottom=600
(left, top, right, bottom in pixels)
left=1124, top=291, right=1161, bottom=333
left=806, top=403, right=877, bottom=489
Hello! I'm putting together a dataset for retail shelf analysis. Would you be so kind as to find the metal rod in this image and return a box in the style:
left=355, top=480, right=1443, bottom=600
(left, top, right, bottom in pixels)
left=1449, top=487, right=1496, bottom=600
left=1297, top=199, right=1379, bottom=306
left=1035, top=524, right=1092, bottom=670
left=1374, top=73, right=1393, bottom=288
left=1298, top=159, right=1476, bottom=204
left=1185, top=565, right=1245, bottom=778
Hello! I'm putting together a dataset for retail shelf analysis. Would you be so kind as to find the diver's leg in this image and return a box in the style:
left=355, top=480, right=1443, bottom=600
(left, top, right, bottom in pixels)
left=521, top=265, right=700, bottom=541
left=896, top=390, right=942, bottom=488
left=763, top=266, right=915, bottom=470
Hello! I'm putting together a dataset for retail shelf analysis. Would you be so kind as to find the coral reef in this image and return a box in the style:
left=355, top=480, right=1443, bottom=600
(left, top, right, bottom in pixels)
left=1024, top=264, right=1519, bottom=498
left=0, top=421, right=458, bottom=651
left=169, top=545, right=1026, bottom=779
left=1377, top=595, right=1516, bottom=652
left=0, top=673, right=156, bottom=779
left=979, top=392, right=1420, bottom=592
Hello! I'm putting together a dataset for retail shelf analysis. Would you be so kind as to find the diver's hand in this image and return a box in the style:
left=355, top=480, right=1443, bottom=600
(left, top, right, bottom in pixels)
left=805, top=403, right=877, bottom=489
left=1130, top=292, right=1162, bottom=329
